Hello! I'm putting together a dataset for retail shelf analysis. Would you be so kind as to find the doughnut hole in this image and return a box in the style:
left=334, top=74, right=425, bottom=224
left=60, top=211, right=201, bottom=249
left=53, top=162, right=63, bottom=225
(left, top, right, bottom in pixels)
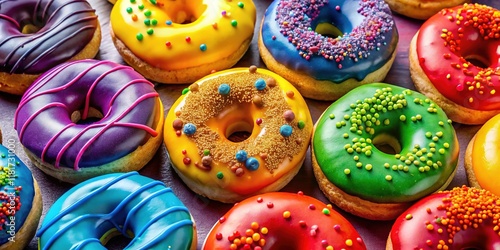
left=206, top=103, right=255, bottom=143
left=372, top=133, right=402, bottom=155
left=310, top=2, right=362, bottom=39
left=164, top=1, right=207, bottom=24
left=71, top=107, right=104, bottom=125
left=464, top=54, right=490, bottom=69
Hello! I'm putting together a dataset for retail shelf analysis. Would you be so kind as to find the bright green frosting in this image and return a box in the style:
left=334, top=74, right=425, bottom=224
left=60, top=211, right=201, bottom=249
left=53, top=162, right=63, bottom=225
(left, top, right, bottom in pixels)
left=37, top=172, right=195, bottom=249
left=313, top=83, right=459, bottom=203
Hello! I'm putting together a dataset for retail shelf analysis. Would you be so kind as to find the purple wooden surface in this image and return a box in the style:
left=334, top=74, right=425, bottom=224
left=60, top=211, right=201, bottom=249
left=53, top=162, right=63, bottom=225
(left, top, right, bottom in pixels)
left=0, top=0, right=496, bottom=249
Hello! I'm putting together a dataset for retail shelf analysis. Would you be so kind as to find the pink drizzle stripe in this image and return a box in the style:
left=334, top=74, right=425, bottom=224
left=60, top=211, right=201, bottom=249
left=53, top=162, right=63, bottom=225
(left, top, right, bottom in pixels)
left=18, top=102, right=68, bottom=140
left=41, top=122, right=75, bottom=163
left=0, top=14, right=20, bottom=29
left=82, top=65, right=130, bottom=119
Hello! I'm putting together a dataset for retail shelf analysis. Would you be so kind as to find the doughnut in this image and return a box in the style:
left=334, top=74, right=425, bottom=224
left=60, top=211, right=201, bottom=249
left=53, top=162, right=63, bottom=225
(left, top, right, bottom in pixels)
left=410, top=3, right=500, bottom=125
left=203, top=191, right=366, bottom=249
left=312, top=83, right=459, bottom=220
left=258, top=0, right=399, bottom=101
left=14, top=59, right=164, bottom=184
left=37, top=171, right=197, bottom=249
left=465, top=113, right=500, bottom=196
left=164, top=66, right=313, bottom=203
left=384, top=0, right=470, bottom=20
left=110, top=0, right=256, bottom=84
left=0, top=141, right=42, bottom=250
left=387, top=186, right=500, bottom=249
left=0, top=0, right=101, bottom=95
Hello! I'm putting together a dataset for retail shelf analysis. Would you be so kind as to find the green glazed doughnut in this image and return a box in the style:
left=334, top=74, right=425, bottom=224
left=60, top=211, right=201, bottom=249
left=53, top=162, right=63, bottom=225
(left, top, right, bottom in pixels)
left=311, top=83, right=459, bottom=220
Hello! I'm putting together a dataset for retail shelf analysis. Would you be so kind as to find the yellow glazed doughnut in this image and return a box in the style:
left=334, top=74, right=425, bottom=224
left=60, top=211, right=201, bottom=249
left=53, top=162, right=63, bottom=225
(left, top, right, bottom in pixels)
left=465, top=113, right=500, bottom=196
left=110, top=0, right=256, bottom=84
left=164, top=66, right=313, bottom=203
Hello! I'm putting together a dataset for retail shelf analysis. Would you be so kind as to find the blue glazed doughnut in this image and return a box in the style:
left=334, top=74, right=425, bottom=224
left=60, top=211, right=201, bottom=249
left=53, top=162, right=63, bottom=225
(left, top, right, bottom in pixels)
left=37, top=171, right=197, bottom=250
left=0, top=143, right=42, bottom=250
left=259, top=0, right=398, bottom=100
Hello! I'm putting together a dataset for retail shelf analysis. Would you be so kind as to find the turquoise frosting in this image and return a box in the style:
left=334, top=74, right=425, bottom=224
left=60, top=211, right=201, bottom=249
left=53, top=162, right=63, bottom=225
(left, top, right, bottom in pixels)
left=37, top=172, right=195, bottom=249
left=0, top=144, right=36, bottom=244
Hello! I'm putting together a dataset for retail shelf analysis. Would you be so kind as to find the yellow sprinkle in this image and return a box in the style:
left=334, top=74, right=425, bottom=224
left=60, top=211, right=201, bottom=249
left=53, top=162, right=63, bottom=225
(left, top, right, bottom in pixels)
left=260, top=227, right=268, bottom=234
left=491, top=90, right=496, bottom=95
left=469, top=97, right=474, bottom=103
left=283, top=211, right=291, bottom=219
left=346, top=239, right=353, bottom=246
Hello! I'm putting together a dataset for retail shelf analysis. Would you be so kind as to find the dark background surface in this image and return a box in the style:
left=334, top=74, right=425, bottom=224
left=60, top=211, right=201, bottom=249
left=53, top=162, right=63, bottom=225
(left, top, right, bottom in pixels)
left=0, top=0, right=496, bottom=249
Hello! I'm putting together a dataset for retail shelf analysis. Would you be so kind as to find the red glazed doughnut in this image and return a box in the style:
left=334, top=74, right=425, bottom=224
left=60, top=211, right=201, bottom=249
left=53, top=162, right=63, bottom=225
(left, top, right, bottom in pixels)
left=387, top=186, right=500, bottom=249
left=410, top=3, right=500, bottom=124
left=203, top=192, right=366, bottom=250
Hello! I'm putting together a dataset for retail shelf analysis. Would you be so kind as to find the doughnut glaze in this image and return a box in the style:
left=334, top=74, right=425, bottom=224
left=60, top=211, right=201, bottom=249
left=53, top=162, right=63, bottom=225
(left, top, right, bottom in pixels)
left=260, top=0, right=398, bottom=83
left=14, top=60, right=164, bottom=183
left=37, top=171, right=196, bottom=250
left=388, top=186, right=500, bottom=249
left=0, top=0, right=99, bottom=74
left=414, top=3, right=500, bottom=111
left=313, top=83, right=458, bottom=203
left=164, top=67, right=313, bottom=202
left=203, top=192, right=366, bottom=250
left=0, top=144, right=40, bottom=248
left=110, top=0, right=256, bottom=83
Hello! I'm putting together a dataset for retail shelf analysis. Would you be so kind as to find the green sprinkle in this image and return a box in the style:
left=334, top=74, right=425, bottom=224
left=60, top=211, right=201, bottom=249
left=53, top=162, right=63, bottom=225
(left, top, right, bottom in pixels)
left=343, top=133, right=349, bottom=138
left=181, top=88, right=190, bottom=95
left=203, top=149, right=210, bottom=156
left=439, top=121, right=444, bottom=126
left=144, top=9, right=152, bottom=16
left=353, top=155, right=359, bottom=161
left=138, top=4, right=144, bottom=10
left=126, top=7, right=133, bottom=13
left=147, top=28, right=154, bottom=35
left=432, top=136, right=439, bottom=142
left=329, top=114, right=335, bottom=119
left=399, top=115, right=406, bottom=121
left=385, top=175, right=393, bottom=181
left=322, top=208, right=330, bottom=215
left=297, top=120, right=306, bottom=129
left=238, top=2, right=244, bottom=8
left=443, top=142, right=450, bottom=148
left=416, top=114, right=422, bottom=120
left=231, top=20, right=238, bottom=27
left=347, top=148, right=354, bottom=154
left=356, top=162, right=363, bottom=168
left=344, top=114, right=350, bottom=120
left=136, top=32, right=143, bottom=41
left=149, top=0, right=157, bottom=4
left=344, top=169, right=351, bottom=175
left=439, top=148, right=445, bottom=154
left=216, top=172, right=224, bottom=179
left=144, top=19, right=151, bottom=26
left=130, top=0, right=136, bottom=3
left=151, top=19, right=158, bottom=25
left=436, top=131, right=443, bottom=137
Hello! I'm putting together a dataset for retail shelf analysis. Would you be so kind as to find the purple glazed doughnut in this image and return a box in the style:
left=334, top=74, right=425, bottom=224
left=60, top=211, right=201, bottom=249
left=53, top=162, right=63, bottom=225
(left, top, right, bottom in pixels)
left=0, top=0, right=101, bottom=95
left=14, top=59, right=164, bottom=183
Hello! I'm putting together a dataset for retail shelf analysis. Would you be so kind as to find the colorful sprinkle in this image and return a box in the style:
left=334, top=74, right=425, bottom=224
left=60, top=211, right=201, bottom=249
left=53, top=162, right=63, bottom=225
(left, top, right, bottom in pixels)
left=166, top=20, right=173, bottom=25
left=235, top=150, right=248, bottom=162
left=231, top=20, right=238, bottom=27
left=136, top=33, right=143, bottom=41
left=218, top=83, right=230, bottom=95
left=279, top=125, right=293, bottom=137
left=238, top=2, right=244, bottom=8
left=297, top=120, right=305, bottom=129
left=245, top=157, right=259, bottom=171
left=126, top=7, right=133, bottom=13
left=216, top=172, right=224, bottom=179
left=255, top=78, right=267, bottom=90
left=183, top=123, right=196, bottom=135
left=200, top=44, right=207, bottom=51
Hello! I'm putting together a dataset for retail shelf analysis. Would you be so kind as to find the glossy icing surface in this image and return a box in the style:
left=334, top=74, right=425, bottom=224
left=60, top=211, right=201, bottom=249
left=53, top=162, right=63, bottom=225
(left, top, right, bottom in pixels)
left=471, top=113, right=500, bottom=196
left=0, top=144, right=35, bottom=245
left=37, top=171, right=195, bottom=250
left=313, top=83, right=459, bottom=203
left=390, top=186, right=500, bottom=249
left=14, top=60, right=162, bottom=169
left=110, top=0, right=256, bottom=70
left=260, top=0, right=398, bottom=82
left=0, top=0, right=98, bottom=74
left=203, top=192, right=366, bottom=249
left=164, top=67, right=313, bottom=196
left=416, top=3, right=500, bottom=111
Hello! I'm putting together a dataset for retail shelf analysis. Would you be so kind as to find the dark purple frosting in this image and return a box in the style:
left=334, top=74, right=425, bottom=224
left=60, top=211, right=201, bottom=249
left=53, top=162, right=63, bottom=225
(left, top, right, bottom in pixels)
left=14, top=59, right=161, bottom=169
left=0, top=0, right=98, bottom=74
